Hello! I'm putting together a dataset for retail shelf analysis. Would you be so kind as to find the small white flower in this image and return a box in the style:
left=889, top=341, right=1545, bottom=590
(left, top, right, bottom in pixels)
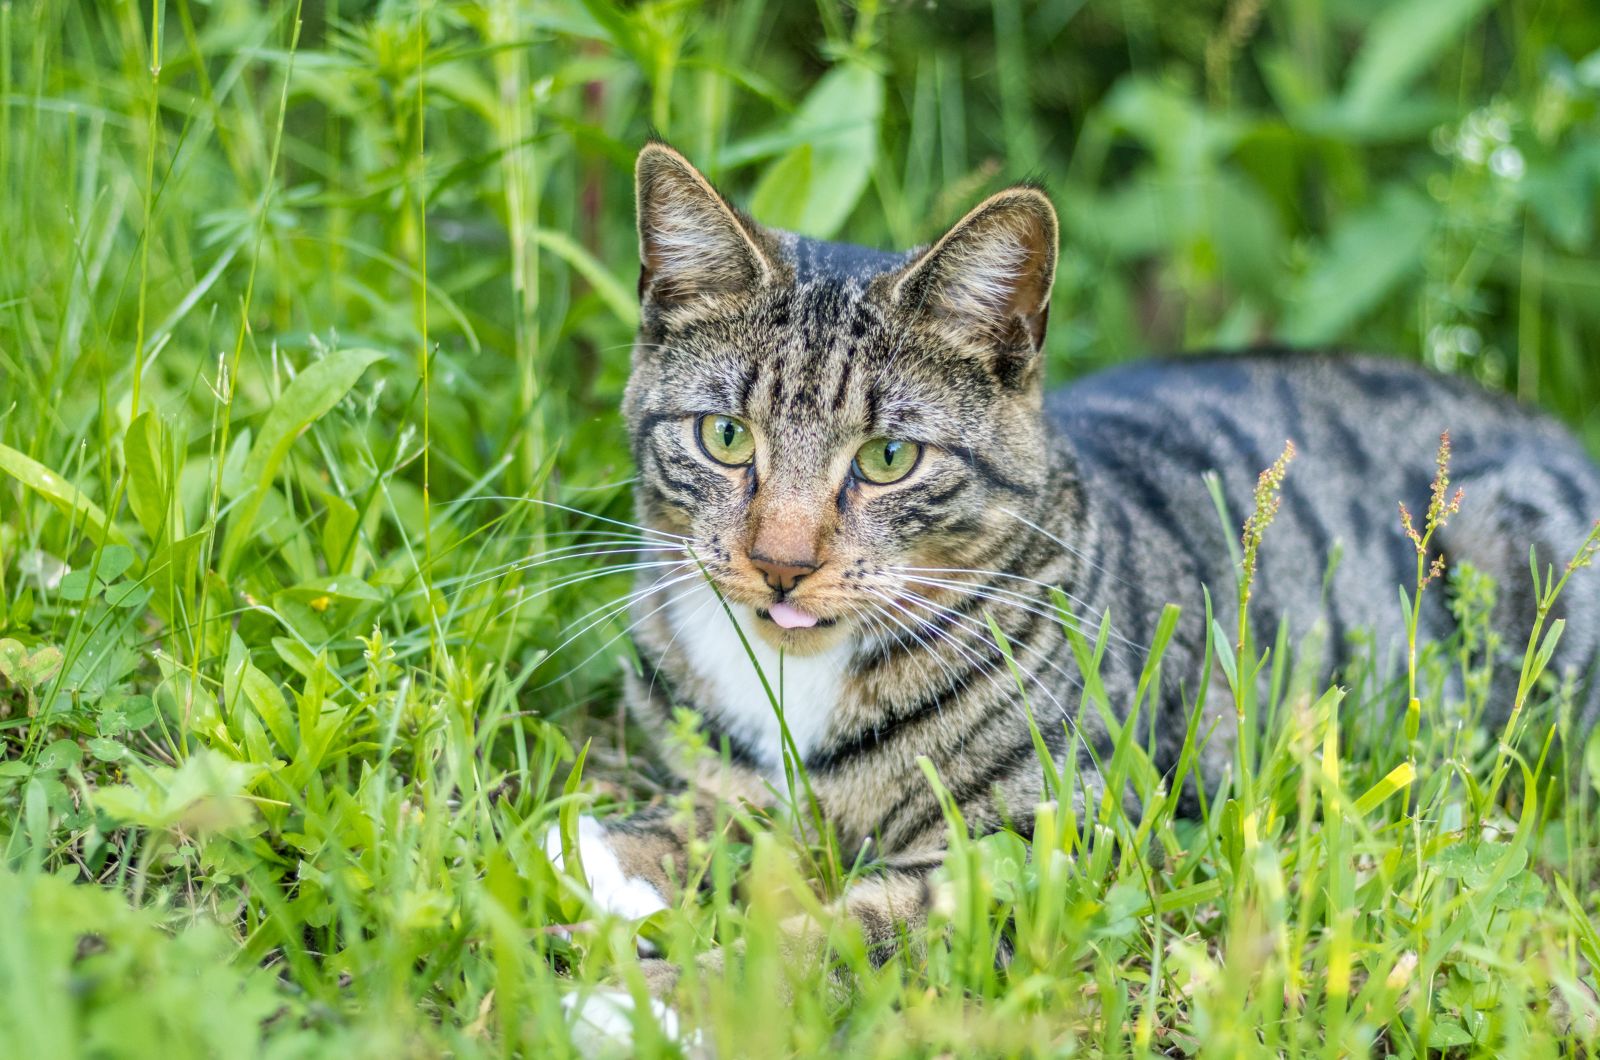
left=18, top=550, right=68, bottom=590
left=1490, top=145, right=1526, bottom=181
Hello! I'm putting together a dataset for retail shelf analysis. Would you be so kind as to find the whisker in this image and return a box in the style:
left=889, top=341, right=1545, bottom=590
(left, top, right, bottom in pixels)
left=523, top=561, right=695, bottom=627
left=526, top=567, right=708, bottom=692
left=640, top=592, right=721, bottom=706
left=885, top=590, right=1087, bottom=752
left=878, top=589, right=1070, bottom=712
left=447, top=559, right=690, bottom=613
left=996, top=506, right=1136, bottom=591
left=438, top=532, right=683, bottom=581
left=380, top=562, right=693, bottom=650
left=863, top=587, right=1067, bottom=717
left=896, top=586, right=1086, bottom=703
left=557, top=476, right=639, bottom=492
left=469, top=495, right=693, bottom=544
left=893, top=573, right=1140, bottom=657
left=855, top=596, right=977, bottom=694
left=889, top=563, right=1116, bottom=628
left=443, top=546, right=686, bottom=594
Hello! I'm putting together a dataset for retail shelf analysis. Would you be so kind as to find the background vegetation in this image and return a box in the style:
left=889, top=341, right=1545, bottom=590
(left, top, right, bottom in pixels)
left=3, top=0, right=1600, bottom=1054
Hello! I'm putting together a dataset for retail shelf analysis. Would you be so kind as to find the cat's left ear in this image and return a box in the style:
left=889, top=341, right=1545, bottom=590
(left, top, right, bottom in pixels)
left=892, top=186, right=1058, bottom=376
left=634, top=142, right=777, bottom=313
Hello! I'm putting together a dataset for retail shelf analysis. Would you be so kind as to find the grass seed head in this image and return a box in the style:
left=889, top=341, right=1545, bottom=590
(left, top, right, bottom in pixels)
left=1239, top=442, right=1295, bottom=591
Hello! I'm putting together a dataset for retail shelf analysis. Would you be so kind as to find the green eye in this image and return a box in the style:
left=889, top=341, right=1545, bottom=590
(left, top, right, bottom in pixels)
left=853, top=438, right=922, bottom=484
left=697, top=414, right=755, bottom=466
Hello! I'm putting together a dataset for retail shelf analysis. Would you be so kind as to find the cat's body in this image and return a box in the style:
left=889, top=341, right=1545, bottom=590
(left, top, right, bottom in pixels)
left=546, top=144, right=1600, bottom=993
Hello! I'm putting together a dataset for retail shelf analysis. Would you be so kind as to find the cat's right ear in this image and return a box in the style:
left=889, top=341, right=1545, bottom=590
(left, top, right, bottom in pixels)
left=891, top=186, right=1058, bottom=377
left=635, top=143, right=775, bottom=311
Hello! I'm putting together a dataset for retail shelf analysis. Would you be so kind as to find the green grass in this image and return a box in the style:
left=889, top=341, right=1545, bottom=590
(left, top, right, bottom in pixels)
left=4, top=0, right=1600, bottom=1055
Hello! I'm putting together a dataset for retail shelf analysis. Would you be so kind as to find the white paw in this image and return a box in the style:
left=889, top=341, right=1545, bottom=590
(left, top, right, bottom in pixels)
left=544, top=816, right=669, bottom=922
left=563, top=988, right=703, bottom=1056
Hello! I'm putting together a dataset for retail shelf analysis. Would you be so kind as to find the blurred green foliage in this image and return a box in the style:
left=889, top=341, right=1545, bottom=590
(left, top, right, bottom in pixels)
left=3, top=0, right=1600, bottom=1054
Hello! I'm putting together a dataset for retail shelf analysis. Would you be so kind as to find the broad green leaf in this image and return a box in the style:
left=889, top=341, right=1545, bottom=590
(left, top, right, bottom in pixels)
left=1495, top=870, right=1547, bottom=912
left=105, top=582, right=152, bottom=610
left=0, top=443, right=130, bottom=547
left=750, top=63, right=883, bottom=238
left=87, top=737, right=129, bottom=763
left=94, top=545, right=134, bottom=584
left=0, top=640, right=63, bottom=688
left=272, top=637, right=318, bottom=680
left=1283, top=188, right=1435, bottom=344
left=35, top=739, right=82, bottom=773
left=145, top=529, right=206, bottom=626
left=321, top=493, right=359, bottom=574
left=1341, top=0, right=1495, bottom=120
left=750, top=144, right=814, bottom=231
left=243, top=663, right=296, bottom=754
left=1425, top=1021, right=1475, bottom=1049
left=57, top=569, right=101, bottom=602
left=1524, top=144, right=1600, bottom=251
left=0, top=640, right=24, bottom=685
left=226, top=634, right=295, bottom=752
left=220, top=349, right=384, bottom=575
left=93, top=750, right=262, bottom=834
left=284, top=575, right=385, bottom=605
left=124, top=411, right=174, bottom=542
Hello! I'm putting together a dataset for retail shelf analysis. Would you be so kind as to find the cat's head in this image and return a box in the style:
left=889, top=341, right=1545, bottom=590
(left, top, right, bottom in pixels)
left=624, top=142, right=1059, bottom=654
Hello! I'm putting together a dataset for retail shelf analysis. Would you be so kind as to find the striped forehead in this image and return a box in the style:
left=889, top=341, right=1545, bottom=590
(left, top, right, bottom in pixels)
left=740, top=280, right=874, bottom=444
left=655, top=234, right=976, bottom=443
left=737, top=309, right=970, bottom=453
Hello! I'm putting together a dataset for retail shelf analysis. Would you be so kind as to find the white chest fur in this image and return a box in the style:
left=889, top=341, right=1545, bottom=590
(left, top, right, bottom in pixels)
left=666, top=581, right=850, bottom=774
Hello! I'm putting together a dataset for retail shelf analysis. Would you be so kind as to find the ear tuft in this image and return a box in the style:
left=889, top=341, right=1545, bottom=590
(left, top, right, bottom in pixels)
left=635, top=144, right=773, bottom=309
left=893, top=187, right=1059, bottom=359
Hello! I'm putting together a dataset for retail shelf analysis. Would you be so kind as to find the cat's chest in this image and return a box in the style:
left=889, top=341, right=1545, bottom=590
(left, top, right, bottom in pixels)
left=666, top=582, right=850, bottom=776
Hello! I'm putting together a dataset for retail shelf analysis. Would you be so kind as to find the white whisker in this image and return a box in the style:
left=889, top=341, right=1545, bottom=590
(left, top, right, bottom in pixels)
left=856, top=595, right=978, bottom=696
left=446, top=546, right=686, bottom=594
left=896, top=586, right=1086, bottom=702
left=889, top=563, right=1116, bottom=629
left=892, top=572, right=1140, bottom=657
left=996, top=506, right=1135, bottom=590
left=470, top=495, right=693, bottom=544
left=527, top=567, right=709, bottom=691
left=863, top=587, right=1067, bottom=718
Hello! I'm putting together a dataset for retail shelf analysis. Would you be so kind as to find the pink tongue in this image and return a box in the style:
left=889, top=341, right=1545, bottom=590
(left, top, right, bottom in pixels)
left=767, top=601, right=819, bottom=629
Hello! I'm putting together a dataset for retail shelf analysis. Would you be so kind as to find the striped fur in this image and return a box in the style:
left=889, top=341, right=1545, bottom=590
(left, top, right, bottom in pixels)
left=571, top=144, right=1600, bottom=990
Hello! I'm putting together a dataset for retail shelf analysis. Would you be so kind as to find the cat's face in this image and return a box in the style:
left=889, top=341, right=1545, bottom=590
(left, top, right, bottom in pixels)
left=624, top=144, right=1058, bottom=655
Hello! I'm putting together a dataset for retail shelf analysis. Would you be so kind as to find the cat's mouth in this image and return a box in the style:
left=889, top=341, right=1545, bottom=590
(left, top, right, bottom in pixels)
left=756, top=602, right=837, bottom=630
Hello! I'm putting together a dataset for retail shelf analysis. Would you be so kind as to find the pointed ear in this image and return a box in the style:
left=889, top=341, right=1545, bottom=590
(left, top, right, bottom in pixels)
left=635, top=142, right=775, bottom=310
left=892, top=186, right=1058, bottom=365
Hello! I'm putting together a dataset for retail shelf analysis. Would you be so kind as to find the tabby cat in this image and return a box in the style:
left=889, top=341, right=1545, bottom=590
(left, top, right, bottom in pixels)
left=546, top=142, right=1600, bottom=994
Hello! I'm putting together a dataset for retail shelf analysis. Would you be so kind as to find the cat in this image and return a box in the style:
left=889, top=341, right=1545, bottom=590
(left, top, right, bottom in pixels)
left=545, top=141, right=1600, bottom=999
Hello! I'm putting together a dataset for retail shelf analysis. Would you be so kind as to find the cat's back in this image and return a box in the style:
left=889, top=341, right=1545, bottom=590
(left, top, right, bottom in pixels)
left=1047, top=349, right=1572, bottom=479
left=1042, top=350, right=1600, bottom=702
left=1046, top=350, right=1594, bottom=523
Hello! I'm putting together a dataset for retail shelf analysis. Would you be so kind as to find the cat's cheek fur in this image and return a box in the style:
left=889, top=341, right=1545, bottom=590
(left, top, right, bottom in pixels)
left=544, top=816, right=670, bottom=926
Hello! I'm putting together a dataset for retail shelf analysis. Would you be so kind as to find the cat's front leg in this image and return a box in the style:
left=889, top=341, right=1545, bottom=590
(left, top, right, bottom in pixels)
left=832, top=849, right=947, bottom=966
left=543, top=814, right=673, bottom=929
left=636, top=847, right=949, bottom=1004
left=545, top=805, right=717, bottom=1052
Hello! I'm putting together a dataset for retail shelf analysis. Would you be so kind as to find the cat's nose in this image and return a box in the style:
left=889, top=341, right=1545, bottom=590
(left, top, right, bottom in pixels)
left=748, top=552, right=818, bottom=593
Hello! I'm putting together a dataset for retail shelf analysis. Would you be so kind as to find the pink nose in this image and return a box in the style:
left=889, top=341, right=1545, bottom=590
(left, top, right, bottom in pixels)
left=748, top=552, right=817, bottom=592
